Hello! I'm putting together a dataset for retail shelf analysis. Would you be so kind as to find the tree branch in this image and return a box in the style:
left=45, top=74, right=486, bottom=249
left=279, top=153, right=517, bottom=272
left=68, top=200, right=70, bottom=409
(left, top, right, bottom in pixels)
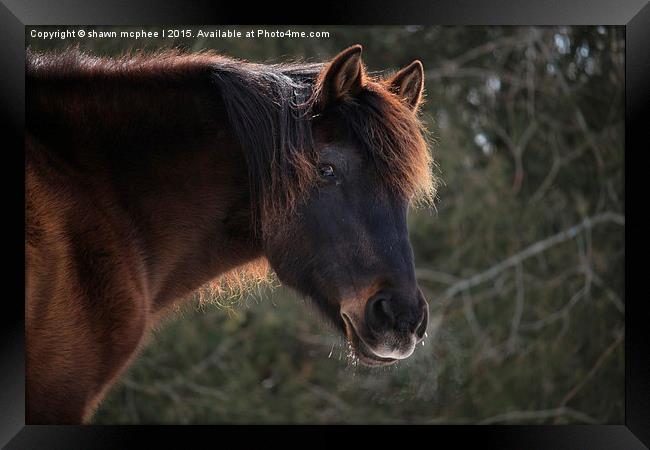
left=440, top=212, right=624, bottom=302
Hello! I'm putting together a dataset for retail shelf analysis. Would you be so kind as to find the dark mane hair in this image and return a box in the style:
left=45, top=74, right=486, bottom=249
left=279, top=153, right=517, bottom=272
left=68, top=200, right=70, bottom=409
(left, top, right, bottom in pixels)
left=208, top=56, right=322, bottom=237
left=27, top=47, right=436, bottom=238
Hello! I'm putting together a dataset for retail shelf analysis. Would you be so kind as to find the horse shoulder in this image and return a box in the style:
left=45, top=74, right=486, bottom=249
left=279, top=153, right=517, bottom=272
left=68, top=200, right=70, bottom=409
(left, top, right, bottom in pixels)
left=26, top=136, right=152, bottom=423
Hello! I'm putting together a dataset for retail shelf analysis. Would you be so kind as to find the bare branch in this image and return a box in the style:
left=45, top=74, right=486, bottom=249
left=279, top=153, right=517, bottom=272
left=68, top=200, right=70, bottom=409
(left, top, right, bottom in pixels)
left=440, top=212, right=624, bottom=302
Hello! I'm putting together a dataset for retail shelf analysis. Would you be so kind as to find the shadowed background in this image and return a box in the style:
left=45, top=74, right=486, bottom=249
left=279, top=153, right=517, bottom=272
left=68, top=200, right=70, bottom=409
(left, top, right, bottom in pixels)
left=27, top=25, right=625, bottom=424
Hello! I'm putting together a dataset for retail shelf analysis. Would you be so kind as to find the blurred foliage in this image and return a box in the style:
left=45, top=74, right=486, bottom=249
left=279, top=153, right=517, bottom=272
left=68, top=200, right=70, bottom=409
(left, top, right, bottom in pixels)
left=27, top=26, right=625, bottom=424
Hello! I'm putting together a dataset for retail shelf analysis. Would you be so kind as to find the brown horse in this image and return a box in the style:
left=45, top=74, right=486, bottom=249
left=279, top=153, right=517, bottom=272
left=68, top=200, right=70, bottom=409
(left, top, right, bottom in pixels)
left=26, top=44, right=435, bottom=424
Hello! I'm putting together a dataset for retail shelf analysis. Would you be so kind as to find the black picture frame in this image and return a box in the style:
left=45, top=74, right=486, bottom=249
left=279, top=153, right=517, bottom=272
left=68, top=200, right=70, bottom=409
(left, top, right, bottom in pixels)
left=2, top=0, right=646, bottom=448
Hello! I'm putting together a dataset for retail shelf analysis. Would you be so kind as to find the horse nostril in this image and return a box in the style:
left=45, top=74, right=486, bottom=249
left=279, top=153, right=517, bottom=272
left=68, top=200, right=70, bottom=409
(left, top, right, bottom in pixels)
left=366, top=295, right=395, bottom=333
left=365, top=290, right=429, bottom=338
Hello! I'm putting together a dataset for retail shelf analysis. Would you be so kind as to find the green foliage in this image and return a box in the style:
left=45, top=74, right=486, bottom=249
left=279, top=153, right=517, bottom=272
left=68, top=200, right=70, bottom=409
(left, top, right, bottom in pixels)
left=28, top=25, right=624, bottom=424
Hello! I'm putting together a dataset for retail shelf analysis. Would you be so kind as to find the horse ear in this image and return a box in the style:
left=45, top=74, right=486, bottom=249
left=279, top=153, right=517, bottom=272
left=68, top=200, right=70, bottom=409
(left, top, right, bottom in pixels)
left=388, top=60, right=424, bottom=110
left=317, top=44, right=364, bottom=107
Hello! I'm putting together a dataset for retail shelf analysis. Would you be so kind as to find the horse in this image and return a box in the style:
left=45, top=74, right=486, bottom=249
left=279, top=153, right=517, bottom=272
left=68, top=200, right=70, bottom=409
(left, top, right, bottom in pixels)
left=25, top=44, right=436, bottom=424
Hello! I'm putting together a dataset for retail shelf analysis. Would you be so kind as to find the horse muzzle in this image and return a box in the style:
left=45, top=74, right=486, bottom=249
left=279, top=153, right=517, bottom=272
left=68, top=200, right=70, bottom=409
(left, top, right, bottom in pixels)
left=340, top=287, right=429, bottom=366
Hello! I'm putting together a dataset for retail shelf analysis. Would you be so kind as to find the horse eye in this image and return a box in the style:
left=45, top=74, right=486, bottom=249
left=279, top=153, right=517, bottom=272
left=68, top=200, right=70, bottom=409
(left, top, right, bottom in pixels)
left=319, top=164, right=336, bottom=178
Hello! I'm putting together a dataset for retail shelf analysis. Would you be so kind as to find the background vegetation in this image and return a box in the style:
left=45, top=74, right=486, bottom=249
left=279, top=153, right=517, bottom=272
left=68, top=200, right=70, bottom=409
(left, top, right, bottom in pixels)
left=27, top=26, right=625, bottom=424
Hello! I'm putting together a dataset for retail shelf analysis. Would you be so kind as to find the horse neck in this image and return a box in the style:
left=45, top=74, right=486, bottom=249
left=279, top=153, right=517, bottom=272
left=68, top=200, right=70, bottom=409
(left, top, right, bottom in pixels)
left=27, top=74, right=264, bottom=309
